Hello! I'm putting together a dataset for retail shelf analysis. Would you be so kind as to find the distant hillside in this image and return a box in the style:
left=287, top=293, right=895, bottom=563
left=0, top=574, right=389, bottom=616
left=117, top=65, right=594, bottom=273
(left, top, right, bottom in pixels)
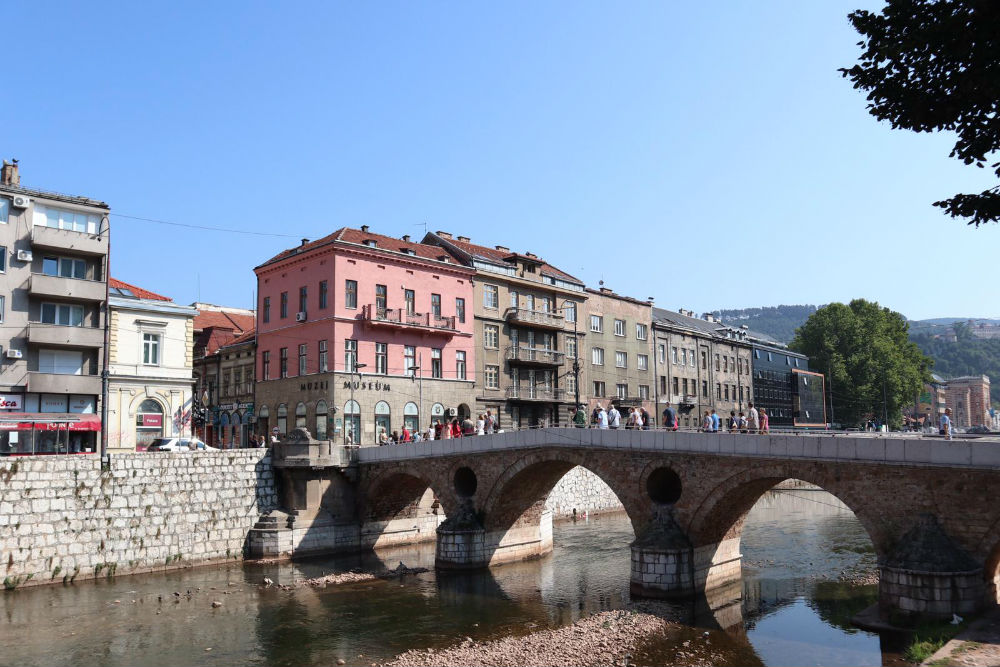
left=711, top=305, right=818, bottom=343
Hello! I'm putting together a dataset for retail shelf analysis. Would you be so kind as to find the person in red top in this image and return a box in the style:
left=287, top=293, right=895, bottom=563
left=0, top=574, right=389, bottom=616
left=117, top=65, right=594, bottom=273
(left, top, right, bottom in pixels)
left=401, top=426, right=411, bottom=443
left=450, top=418, right=462, bottom=438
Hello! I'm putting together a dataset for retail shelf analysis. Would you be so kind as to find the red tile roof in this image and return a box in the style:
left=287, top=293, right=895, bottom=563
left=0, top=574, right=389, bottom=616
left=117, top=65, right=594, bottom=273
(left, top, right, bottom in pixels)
left=259, top=227, right=464, bottom=268
left=437, top=236, right=581, bottom=283
left=193, top=310, right=256, bottom=333
left=220, top=329, right=256, bottom=348
left=109, top=278, right=171, bottom=301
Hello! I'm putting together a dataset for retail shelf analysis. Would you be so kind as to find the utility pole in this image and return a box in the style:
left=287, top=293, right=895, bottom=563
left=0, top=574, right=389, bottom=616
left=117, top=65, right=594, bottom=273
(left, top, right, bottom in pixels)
left=882, top=372, right=888, bottom=430
left=409, top=354, right=423, bottom=435
left=349, top=362, right=367, bottom=444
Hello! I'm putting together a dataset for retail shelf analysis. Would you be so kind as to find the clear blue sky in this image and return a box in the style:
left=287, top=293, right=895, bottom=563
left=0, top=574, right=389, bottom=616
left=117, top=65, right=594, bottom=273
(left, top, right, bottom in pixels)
left=4, top=1, right=996, bottom=320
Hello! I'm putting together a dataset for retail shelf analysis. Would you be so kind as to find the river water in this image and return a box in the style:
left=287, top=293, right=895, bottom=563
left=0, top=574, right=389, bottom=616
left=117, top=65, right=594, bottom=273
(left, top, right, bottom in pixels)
left=0, top=488, right=908, bottom=666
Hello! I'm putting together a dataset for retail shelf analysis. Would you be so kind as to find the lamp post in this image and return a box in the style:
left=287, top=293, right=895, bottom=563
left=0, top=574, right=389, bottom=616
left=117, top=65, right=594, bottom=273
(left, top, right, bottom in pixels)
left=559, top=300, right=582, bottom=413
left=408, top=354, right=422, bottom=434
left=349, top=362, right=367, bottom=444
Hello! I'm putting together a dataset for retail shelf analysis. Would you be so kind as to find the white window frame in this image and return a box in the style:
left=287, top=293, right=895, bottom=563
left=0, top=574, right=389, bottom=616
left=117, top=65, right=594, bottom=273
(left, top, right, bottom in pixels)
left=484, top=284, right=499, bottom=310
left=615, top=351, right=627, bottom=368
left=591, top=347, right=604, bottom=366
left=614, top=319, right=625, bottom=337
left=142, top=333, right=161, bottom=366
left=484, top=324, right=499, bottom=349
left=590, top=315, right=603, bottom=333
left=484, top=364, right=500, bottom=389
left=41, top=302, right=84, bottom=327
left=616, top=383, right=628, bottom=399
left=636, top=323, right=648, bottom=340
left=637, top=354, right=648, bottom=371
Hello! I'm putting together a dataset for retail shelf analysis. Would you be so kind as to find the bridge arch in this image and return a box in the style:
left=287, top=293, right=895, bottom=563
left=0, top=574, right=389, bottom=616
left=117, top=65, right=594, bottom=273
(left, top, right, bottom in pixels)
left=359, top=467, right=455, bottom=551
left=480, top=451, right=640, bottom=535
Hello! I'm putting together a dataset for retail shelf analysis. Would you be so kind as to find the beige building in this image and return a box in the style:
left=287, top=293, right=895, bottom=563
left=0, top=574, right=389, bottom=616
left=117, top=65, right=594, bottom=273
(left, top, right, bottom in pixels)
left=583, top=287, right=654, bottom=419
left=106, top=279, right=197, bottom=452
left=944, top=375, right=991, bottom=429
left=0, top=160, right=109, bottom=454
left=652, top=308, right=753, bottom=428
left=423, top=231, right=587, bottom=429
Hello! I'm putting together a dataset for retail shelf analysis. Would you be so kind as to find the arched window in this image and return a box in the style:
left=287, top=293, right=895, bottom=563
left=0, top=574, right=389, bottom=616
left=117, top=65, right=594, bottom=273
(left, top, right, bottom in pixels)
left=344, top=400, right=360, bottom=445
left=295, top=402, right=307, bottom=429
left=431, top=402, right=445, bottom=426
left=257, top=405, right=270, bottom=438
left=374, top=401, right=391, bottom=441
left=403, top=401, right=419, bottom=433
left=277, top=404, right=288, bottom=436
left=135, top=399, right=164, bottom=451
left=315, top=400, right=328, bottom=439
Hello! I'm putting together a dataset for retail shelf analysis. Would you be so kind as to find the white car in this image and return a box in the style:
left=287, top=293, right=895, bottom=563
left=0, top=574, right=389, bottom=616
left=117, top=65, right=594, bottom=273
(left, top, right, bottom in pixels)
left=145, top=438, right=218, bottom=452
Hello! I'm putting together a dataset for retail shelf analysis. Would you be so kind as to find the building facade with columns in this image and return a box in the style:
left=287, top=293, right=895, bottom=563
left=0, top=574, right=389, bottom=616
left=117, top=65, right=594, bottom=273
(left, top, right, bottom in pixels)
left=106, top=279, right=197, bottom=452
left=255, top=227, right=475, bottom=445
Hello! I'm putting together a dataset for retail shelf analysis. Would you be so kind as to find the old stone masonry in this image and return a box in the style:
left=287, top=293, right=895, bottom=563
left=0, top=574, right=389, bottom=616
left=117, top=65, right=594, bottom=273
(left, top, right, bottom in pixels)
left=0, top=451, right=276, bottom=589
left=545, top=466, right=623, bottom=517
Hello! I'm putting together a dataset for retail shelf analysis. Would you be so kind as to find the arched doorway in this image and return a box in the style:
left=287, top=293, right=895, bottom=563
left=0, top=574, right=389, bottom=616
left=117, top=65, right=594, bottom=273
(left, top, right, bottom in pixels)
left=257, top=405, right=270, bottom=439
left=375, top=401, right=391, bottom=442
left=344, top=399, right=360, bottom=444
left=135, top=399, right=164, bottom=451
left=431, top=402, right=445, bottom=428
left=315, top=400, right=328, bottom=439
left=231, top=411, right=242, bottom=447
left=219, top=412, right=231, bottom=448
left=457, top=403, right=471, bottom=421
left=403, top=401, right=419, bottom=433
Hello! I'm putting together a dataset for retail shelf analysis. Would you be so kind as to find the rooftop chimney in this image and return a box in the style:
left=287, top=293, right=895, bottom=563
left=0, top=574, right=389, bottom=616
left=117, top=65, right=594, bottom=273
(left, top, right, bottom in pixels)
left=600, top=287, right=613, bottom=295
left=360, top=225, right=370, bottom=233
left=457, top=235, right=470, bottom=242
left=401, top=234, right=410, bottom=242
left=301, top=238, right=309, bottom=246
left=437, top=231, right=453, bottom=239
left=1, top=160, right=19, bottom=187
left=495, top=245, right=509, bottom=252
left=525, top=252, right=537, bottom=259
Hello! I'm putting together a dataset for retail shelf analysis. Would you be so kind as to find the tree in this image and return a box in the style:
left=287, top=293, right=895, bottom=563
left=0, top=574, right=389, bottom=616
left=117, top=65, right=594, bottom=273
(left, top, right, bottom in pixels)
left=840, top=0, right=1000, bottom=226
left=790, top=299, right=932, bottom=428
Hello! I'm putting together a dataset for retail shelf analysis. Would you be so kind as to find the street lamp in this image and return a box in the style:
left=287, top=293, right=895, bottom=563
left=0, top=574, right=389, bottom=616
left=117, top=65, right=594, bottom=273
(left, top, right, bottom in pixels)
left=559, top=300, right=582, bottom=414
left=408, top=355, right=422, bottom=435
left=349, top=362, right=367, bottom=444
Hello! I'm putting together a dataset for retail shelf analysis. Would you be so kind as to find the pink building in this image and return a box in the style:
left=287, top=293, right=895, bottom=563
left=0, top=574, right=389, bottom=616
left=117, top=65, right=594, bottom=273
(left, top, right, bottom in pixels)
left=254, top=226, right=475, bottom=444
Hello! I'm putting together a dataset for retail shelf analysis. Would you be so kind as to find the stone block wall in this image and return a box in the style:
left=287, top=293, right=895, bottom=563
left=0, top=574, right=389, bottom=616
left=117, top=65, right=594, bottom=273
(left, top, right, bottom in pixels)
left=0, top=451, right=276, bottom=589
left=545, top=466, right=624, bottom=517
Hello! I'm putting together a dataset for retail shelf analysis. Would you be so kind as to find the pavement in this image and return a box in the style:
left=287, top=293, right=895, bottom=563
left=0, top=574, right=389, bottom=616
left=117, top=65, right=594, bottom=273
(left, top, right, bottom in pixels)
left=923, top=607, right=1000, bottom=666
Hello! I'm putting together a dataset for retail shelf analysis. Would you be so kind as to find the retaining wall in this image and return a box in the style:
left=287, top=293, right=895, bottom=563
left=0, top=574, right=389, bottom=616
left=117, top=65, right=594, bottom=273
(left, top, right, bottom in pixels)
left=545, top=465, right=625, bottom=517
left=0, top=451, right=276, bottom=589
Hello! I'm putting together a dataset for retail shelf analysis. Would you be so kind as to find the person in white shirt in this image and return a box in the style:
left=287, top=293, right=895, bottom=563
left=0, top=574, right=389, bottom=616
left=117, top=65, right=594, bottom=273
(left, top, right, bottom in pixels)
left=633, top=409, right=644, bottom=429
left=597, top=407, right=609, bottom=429
left=476, top=414, right=486, bottom=436
left=748, top=402, right=760, bottom=433
left=607, top=403, right=621, bottom=429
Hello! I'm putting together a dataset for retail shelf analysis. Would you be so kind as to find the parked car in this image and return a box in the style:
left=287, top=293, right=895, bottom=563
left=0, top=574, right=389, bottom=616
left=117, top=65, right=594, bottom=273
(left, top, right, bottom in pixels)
left=967, top=425, right=993, bottom=435
left=145, top=438, right=218, bottom=452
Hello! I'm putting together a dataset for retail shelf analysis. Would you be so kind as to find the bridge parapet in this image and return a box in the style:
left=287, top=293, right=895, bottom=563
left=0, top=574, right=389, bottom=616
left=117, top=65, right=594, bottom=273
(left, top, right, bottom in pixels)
left=358, top=427, right=1000, bottom=470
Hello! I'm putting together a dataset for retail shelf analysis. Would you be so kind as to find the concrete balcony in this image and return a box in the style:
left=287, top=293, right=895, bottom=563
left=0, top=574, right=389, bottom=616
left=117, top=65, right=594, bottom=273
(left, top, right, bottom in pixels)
left=31, top=225, right=108, bottom=257
left=27, top=372, right=101, bottom=395
left=27, top=323, right=104, bottom=348
left=360, top=305, right=458, bottom=335
left=29, top=273, right=106, bottom=303
left=504, top=308, right=564, bottom=331
left=504, top=386, right=567, bottom=402
left=505, top=346, right=565, bottom=367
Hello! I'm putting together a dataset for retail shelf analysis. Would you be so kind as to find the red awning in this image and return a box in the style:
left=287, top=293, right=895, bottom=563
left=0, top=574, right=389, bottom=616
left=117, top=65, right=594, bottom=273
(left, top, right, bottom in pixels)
left=0, top=413, right=101, bottom=432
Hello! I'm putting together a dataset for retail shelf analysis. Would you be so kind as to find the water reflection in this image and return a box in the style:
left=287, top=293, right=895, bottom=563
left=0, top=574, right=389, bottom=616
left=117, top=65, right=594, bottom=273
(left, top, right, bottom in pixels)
left=0, top=491, right=905, bottom=667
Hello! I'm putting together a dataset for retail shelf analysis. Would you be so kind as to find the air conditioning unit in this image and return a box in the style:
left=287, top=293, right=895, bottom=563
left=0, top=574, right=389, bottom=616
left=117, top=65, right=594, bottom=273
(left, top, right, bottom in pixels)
left=295, top=311, right=307, bottom=322
left=5, top=349, right=23, bottom=360
left=9, top=194, right=30, bottom=209
left=16, top=250, right=32, bottom=262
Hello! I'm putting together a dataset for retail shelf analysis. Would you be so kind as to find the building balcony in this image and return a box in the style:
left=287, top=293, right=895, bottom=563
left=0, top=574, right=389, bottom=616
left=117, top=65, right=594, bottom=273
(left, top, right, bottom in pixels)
left=505, top=345, right=565, bottom=366
left=31, top=225, right=108, bottom=257
left=504, top=386, right=567, bottom=402
left=360, top=305, right=458, bottom=335
left=29, top=273, right=106, bottom=303
left=504, top=307, right=564, bottom=330
left=27, top=372, right=101, bottom=395
left=27, top=323, right=103, bottom=348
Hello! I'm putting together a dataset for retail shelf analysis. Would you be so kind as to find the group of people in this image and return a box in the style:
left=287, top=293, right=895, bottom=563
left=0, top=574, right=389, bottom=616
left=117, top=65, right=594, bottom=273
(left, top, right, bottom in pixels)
left=570, top=401, right=771, bottom=433
left=697, top=403, right=769, bottom=434
left=573, top=403, right=653, bottom=430
left=374, top=410, right=502, bottom=445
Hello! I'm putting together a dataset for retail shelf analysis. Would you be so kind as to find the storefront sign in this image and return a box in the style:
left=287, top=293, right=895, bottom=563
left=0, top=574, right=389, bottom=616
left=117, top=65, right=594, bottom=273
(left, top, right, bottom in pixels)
left=69, top=395, right=95, bottom=414
left=142, top=414, right=163, bottom=427
left=0, top=414, right=101, bottom=431
left=300, top=381, right=329, bottom=391
left=0, top=395, right=22, bottom=410
left=40, top=395, right=68, bottom=412
left=342, top=381, right=391, bottom=392
left=217, top=402, right=254, bottom=411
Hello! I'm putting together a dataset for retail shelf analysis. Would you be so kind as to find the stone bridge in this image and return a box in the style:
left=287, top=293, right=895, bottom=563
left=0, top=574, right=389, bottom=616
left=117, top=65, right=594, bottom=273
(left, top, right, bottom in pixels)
left=255, top=428, right=1000, bottom=620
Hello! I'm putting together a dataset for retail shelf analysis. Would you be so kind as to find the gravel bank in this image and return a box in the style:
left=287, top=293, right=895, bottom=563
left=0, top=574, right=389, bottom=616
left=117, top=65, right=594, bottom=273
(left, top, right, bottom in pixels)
left=383, top=606, right=724, bottom=667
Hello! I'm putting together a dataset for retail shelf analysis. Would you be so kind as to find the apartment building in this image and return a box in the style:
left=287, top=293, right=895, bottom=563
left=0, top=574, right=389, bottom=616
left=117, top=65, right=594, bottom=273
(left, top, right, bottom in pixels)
left=651, top=308, right=754, bottom=428
left=423, top=231, right=586, bottom=429
left=106, top=278, right=197, bottom=452
left=0, top=160, right=109, bottom=454
left=748, top=337, right=819, bottom=427
left=583, top=287, right=654, bottom=417
left=255, top=227, right=475, bottom=444
left=944, top=375, right=991, bottom=429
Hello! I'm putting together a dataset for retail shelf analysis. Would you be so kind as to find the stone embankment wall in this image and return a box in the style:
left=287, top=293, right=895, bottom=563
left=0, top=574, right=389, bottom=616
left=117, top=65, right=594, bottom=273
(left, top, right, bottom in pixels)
left=0, top=451, right=276, bottom=590
left=545, top=466, right=624, bottom=518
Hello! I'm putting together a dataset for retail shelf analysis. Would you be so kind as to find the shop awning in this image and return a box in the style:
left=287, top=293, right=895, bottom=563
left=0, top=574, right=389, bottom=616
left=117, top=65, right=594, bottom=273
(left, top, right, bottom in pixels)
left=0, top=413, right=101, bottom=431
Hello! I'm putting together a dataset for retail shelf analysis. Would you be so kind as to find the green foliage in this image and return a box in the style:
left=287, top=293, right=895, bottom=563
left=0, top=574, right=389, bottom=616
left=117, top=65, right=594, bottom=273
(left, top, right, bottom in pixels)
left=912, top=325, right=1000, bottom=404
left=902, top=618, right=967, bottom=663
left=712, top=305, right=819, bottom=343
left=841, top=1, right=1000, bottom=227
left=790, top=299, right=932, bottom=427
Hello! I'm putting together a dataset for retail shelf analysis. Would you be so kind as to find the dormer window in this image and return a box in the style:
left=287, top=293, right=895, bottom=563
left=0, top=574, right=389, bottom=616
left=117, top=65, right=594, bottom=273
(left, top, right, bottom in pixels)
left=402, top=248, right=416, bottom=255
left=364, top=239, right=377, bottom=248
